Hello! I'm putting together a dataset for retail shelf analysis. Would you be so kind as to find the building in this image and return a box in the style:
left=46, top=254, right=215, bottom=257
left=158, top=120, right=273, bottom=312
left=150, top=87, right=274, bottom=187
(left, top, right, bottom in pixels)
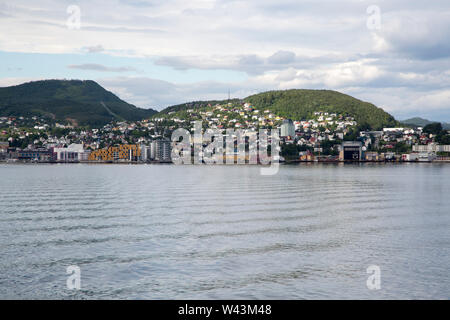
left=418, top=152, right=437, bottom=162
left=0, top=141, right=8, bottom=152
left=280, top=119, right=295, bottom=138
left=150, top=139, right=172, bottom=162
left=299, top=150, right=314, bottom=161
left=140, top=144, right=151, bottom=161
left=365, top=152, right=379, bottom=161
left=88, top=144, right=141, bottom=161
left=385, top=152, right=395, bottom=161
left=413, top=144, right=450, bottom=153
left=0, top=142, right=8, bottom=160
left=16, top=148, right=54, bottom=162
left=53, top=144, right=89, bottom=162
left=339, top=141, right=362, bottom=161
left=402, top=153, right=419, bottom=161
left=383, top=128, right=404, bottom=133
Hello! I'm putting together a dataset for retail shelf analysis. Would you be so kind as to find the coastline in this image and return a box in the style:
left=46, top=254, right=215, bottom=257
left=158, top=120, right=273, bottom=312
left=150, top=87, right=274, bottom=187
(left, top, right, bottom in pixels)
left=1, top=160, right=449, bottom=165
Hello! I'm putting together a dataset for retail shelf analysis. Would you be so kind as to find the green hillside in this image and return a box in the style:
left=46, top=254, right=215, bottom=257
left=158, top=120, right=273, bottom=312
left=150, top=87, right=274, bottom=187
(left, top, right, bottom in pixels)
left=157, top=89, right=398, bottom=130
left=0, top=80, right=157, bottom=126
left=244, top=89, right=398, bottom=130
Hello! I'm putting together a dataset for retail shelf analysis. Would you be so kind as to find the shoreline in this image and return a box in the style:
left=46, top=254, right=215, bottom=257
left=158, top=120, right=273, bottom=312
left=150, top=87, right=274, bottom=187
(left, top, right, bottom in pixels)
left=1, top=160, right=449, bottom=165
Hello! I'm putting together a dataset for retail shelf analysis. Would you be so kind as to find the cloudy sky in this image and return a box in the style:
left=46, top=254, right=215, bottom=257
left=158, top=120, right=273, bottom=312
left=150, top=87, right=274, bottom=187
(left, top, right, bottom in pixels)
left=1, top=0, right=449, bottom=120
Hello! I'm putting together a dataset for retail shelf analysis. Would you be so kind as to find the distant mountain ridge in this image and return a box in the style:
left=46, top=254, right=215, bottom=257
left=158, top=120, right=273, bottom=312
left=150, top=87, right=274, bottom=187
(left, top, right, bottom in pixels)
left=401, top=117, right=450, bottom=130
left=0, top=80, right=157, bottom=126
left=158, top=89, right=398, bottom=130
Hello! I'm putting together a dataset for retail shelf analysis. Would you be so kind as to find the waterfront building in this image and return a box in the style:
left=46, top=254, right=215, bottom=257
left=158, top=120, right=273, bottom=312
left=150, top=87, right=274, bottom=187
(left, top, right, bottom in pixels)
left=88, top=144, right=141, bottom=161
left=385, top=152, right=395, bottom=161
left=53, top=144, right=88, bottom=162
left=402, top=153, right=419, bottom=161
left=0, top=142, right=8, bottom=160
left=418, top=152, right=437, bottom=162
left=140, top=144, right=152, bottom=161
left=150, top=139, right=172, bottom=162
left=339, top=141, right=362, bottom=161
left=0, top=141, right=8, bottom=152
left=365, top=152, right=379, bottom=161
left=16, top=148, right=54, bottom=162
left=299, top=150, right=314, bottom=161
left=79, top=151, right=91, bottom=161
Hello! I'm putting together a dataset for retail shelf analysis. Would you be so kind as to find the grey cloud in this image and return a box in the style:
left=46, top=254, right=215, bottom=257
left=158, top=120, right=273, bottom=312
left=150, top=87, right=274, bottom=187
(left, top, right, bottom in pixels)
left=153, top=57, right=195, bottom=70
left=154, top=51, right=361, bottom=75
left=83, top=45, right=105, bottom=53
left=238, top=55, right=264, bottom=66
left=379, top=12, right=450, bottom=60
left=268, top=50, right=296, bottom=64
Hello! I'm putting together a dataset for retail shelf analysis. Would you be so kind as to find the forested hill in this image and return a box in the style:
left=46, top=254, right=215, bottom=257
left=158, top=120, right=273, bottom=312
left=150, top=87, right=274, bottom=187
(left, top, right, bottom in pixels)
left=157, top=89, right=398, bottom=130
left=0, top=80, right=157, bottom=127
left=401, top=117, right=450, bottom=130
left=244, top=89, right=398, bottom=130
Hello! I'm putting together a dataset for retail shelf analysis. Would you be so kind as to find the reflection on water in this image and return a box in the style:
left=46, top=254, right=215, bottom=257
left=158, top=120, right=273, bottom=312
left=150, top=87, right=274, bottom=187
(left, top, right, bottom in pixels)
left=0, top=163, right=449, bottom=299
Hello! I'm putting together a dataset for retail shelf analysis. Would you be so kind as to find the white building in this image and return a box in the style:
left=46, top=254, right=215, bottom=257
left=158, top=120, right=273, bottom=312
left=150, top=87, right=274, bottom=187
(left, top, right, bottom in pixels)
left=383, top=128, right=404, bottom=133
left=413, top=144, right=450, bottom=153
left=150, top=140, right=172, bottom=162
left=53, top=144, right=89, bottom=162
left=402, top=153, right=419, bottom=161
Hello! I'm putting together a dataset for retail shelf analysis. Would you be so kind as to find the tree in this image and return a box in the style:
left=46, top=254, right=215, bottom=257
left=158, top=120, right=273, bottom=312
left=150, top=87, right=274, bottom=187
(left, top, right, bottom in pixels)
left=437, top=133, right=450, bottom=145
left=344, top=127, right=360, bottom=141
left=423, top=122, right=443, bottom=135
left=281, top=143, right=299, bottom=159
left=394, top=141, right=410, bottom=153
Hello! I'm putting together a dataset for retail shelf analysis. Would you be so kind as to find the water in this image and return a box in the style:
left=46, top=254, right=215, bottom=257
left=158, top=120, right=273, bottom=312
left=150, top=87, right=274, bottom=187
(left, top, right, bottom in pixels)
left=0, top=163, right=449, bottom=299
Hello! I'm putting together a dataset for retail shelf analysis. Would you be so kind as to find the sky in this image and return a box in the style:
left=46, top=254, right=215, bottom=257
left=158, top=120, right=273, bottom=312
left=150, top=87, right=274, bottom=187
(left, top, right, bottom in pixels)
left=0, top=0, right=449, bottom=121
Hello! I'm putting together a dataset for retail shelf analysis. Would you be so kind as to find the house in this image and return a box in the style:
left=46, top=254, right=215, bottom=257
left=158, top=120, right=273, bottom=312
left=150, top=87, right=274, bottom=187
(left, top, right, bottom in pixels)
left=365, top=152, right=379, bottom=161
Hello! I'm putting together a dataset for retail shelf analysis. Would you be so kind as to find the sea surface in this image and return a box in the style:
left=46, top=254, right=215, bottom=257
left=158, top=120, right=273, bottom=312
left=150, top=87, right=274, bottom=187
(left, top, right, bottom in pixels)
left=0, top=163, right=449, bottom=299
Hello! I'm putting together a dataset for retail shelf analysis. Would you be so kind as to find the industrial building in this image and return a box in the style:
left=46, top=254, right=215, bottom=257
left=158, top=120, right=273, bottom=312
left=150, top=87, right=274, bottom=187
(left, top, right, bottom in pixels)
left=339, top=141, right=363, bottom=161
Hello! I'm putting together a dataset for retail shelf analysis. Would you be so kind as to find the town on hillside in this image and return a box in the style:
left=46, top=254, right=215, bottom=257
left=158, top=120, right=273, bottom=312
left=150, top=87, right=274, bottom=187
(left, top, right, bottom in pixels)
left=1, top=101, right=450, bottom=163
